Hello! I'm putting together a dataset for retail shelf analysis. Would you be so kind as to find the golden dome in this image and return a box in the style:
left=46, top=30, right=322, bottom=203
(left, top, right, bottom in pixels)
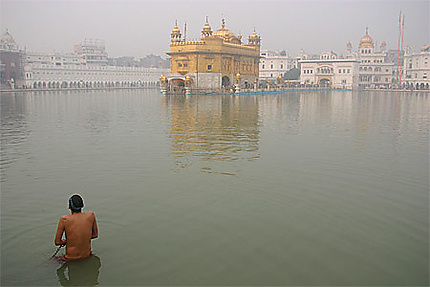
left=213, top=28, right=236, bottom=39
left=172, top=26, right=180, bottom=35
left=213, top=18, right=236, bottom=40
left=249, top=30, right=259, bottom=38
left=201, top=16, right=213, bottom=38
left=202, top=17, right=212, bottom=32
left=247, top=29, right=261, bottom=46
left=359, top=27, right=374, bottom=49
left=171, top=21, right=181, bottom=34
left=171, top=21, right=182, bottom=42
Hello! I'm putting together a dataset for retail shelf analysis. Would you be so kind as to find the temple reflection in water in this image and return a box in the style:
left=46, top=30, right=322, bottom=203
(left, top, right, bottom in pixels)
left=162, top=95, right=261, bottom=173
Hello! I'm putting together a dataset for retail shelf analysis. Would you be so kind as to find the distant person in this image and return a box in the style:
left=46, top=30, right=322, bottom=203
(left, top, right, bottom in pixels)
left=54, top=194, right=98, bottom=260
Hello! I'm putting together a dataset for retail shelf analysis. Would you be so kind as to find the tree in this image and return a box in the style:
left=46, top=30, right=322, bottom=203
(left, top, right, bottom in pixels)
left=283, top=67, right=300, bottom=80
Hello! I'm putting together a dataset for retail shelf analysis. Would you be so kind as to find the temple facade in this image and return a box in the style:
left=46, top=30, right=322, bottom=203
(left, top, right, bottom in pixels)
left=166, top=18, right=260, bottom=91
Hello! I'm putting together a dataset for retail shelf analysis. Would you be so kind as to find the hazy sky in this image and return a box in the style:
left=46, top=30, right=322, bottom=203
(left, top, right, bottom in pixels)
left=1, top=0, right=428, bottom=58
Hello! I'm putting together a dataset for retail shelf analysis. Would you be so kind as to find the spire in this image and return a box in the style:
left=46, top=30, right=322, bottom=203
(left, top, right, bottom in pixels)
left=365, top=26, right=369, bottom=35
left=171, top=21, right=182, bottom=42
left=201, top=16, right=213, bottom=38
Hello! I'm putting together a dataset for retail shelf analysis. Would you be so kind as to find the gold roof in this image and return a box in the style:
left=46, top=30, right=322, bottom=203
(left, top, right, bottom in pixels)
left=359, top=27, right=374, bottom=49
left=202, top=17, right=212, bottom=32
left=249, top=30, right=259, bottom=39
left=213, top=18, right=236, bottom=40
left=172, top=20, right=181, bottom=34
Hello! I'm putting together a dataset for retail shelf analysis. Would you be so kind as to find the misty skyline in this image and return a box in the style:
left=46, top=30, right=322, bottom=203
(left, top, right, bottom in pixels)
left=1, top=0, right=428, bottom=58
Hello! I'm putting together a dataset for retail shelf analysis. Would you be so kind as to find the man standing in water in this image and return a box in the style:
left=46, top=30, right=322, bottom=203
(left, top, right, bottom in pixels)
left=54, top=194, right=98, bottom=260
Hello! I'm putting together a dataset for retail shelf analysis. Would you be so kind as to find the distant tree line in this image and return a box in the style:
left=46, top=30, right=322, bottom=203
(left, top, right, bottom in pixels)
left=282, top=67, right=300, bottom=80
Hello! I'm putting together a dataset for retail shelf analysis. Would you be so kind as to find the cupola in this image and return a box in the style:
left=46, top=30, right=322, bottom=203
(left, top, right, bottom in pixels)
left=201, top=16, right=213, bottom=38
left=248, top=29, right=261, bottom=46
left=171, top=21, right=182, bottom=42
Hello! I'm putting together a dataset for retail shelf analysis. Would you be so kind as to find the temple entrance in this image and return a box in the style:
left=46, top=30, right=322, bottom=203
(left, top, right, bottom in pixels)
left=169, top=78, right=185, bottom=93
left=319, top=78, right=331, bottom=87
left=222, top=76, right=230, bottom=87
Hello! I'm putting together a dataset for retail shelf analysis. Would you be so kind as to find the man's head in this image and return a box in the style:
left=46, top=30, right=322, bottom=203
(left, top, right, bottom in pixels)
left=69, top=194, right=84, bottom=213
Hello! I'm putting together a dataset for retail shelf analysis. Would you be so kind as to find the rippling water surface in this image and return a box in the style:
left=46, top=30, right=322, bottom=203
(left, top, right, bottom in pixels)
left=1, top=89, right=429, bottom=286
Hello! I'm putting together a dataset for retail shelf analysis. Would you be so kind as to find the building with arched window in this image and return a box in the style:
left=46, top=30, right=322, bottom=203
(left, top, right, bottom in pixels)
left=1, top=30, right=24, bottom=89
left=166, top=18, right=260, bottom=91
left=403, top=45, right=430, bottom=90
left=299, top=51, right=359, bottom=89
left=1, top=30, right=170, bottom=90
left=347, top=27, right=395, bottom=89
left=259, top=50, right=291, bottom=81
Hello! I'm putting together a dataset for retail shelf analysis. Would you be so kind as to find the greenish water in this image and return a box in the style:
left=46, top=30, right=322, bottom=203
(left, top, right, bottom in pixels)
left=1, top=89, right=429, bottom=286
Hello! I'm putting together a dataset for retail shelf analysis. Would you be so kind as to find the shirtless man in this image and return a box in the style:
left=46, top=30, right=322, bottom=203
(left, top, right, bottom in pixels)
left=54, top=194, right=98, bottom=260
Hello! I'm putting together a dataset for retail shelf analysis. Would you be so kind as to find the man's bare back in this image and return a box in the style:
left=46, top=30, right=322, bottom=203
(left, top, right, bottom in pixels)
left=55, top=195, right=98, bottom=260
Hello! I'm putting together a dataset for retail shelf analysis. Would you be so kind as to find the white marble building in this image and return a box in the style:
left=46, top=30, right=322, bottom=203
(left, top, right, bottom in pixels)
left=347, top=28, right=396, bottom=89
left=18, top=37, right=169, bottom=89
left=299, top=51, right=359, bottom=89
left=259, top=50, right=291, bottom=80
left=22, top=63, right=168, bottom=89
left=403, top=45, right=430, bottom=90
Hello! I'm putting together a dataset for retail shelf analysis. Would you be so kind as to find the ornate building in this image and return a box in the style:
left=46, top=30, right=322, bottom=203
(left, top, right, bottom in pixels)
left=0, top=30, right=169, bottom=90
left=299, top=51, right=359, bottom=89
left=259, top=50, right=292, bottom=81
left=348, top=28, right=395, bottom=89
left=403, top=45, right=430, bottom=90
left=1, top=30, right=25, bottom=88
left=166, top=18, right=260, bottom=91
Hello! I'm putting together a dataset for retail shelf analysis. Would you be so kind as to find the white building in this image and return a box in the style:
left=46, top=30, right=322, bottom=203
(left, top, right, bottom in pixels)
left=403, top=45, right=430, bottom=90
left=7, top=34, right=170, bottom=89
left=22, top=63, right=168, bottom=89
left=347, top=28, right=396, bottom=89
left=299, top=51, right=359, bottom=89
left=74, top=39, right=108, bottom=66
left=259, top=50, right=291, bottom=80
left=26, top=51, right=82, bottom=66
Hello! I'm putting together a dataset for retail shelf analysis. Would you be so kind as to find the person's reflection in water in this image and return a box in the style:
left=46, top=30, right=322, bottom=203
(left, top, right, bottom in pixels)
left=56, top=255, right=101, bottom=286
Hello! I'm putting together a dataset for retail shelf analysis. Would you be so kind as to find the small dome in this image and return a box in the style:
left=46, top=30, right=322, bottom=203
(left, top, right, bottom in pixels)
left=359, top=27, right=374, bottom=49
left=249, top=31, right=259, bottom=39
left=201, top=17, right=213, bottom=38
left=202, top=18, right=212, bottom=32
left=172, top=24, right=180, bottom=34
left=213, top=18, right=236, bottom=40
left=171, top=21, right=181, bottom=34
left=213, top=28, right=236, bottom=39
left=1, top=29, right=18, bottom=51
left=171, top=21, right=182, bottom=41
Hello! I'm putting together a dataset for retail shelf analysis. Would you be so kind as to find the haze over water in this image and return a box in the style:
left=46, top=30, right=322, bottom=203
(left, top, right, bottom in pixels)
left=1, top=89, right=429, bottom=286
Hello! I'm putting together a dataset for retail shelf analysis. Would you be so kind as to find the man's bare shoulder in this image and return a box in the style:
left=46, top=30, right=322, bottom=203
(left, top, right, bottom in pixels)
left=60, top=214, right=71, bottom=221
left=84, top=211, right=96, bottom=218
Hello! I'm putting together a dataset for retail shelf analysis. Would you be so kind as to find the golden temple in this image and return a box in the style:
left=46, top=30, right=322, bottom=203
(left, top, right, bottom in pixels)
left=164, top=17, right=261, bottom=92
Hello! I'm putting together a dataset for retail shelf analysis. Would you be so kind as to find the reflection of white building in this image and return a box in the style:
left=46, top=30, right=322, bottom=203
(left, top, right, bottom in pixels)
left=347, top=28, right=395, bottom=89
left=259, top=50, right=291, bottom=80
left=403, top=45, right=430, bottom=90
left=299, top=51, right=359, bottom=89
